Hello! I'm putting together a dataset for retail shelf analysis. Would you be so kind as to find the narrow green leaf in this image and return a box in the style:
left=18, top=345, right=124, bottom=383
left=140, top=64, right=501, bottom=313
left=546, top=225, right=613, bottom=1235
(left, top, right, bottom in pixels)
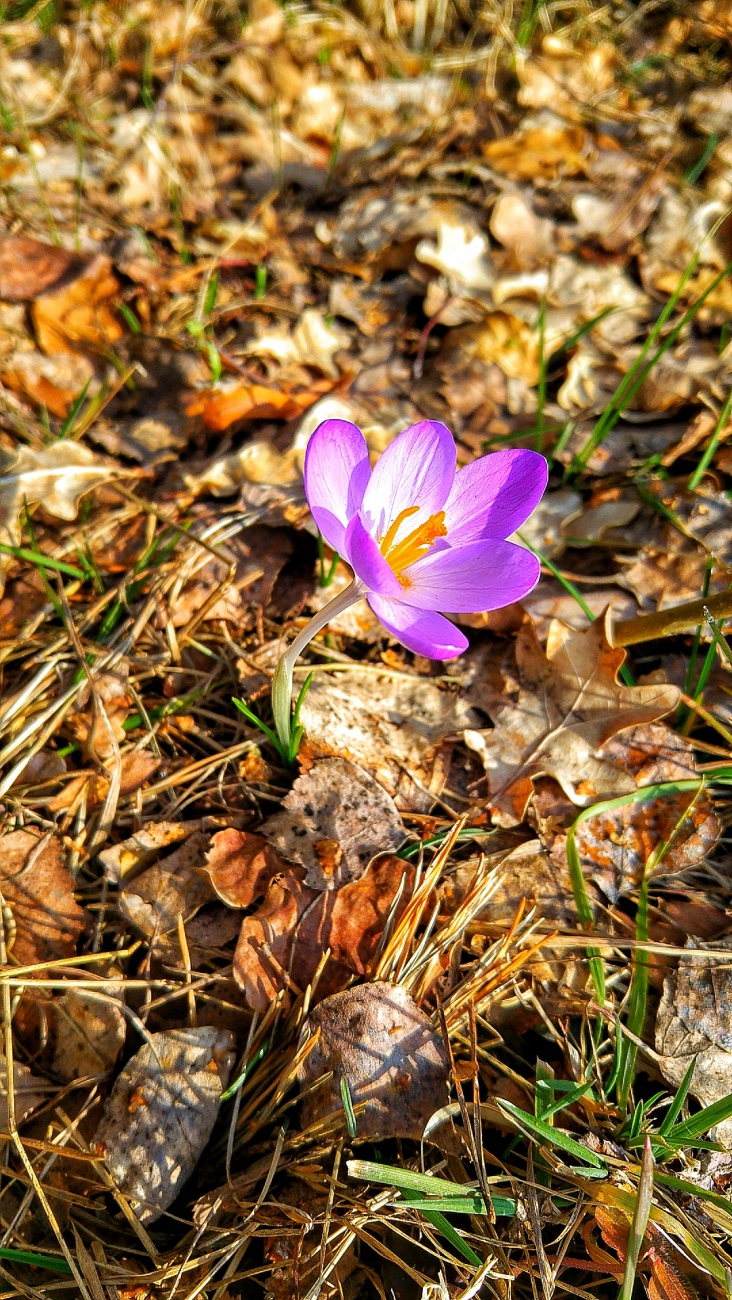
left=0, top=541, right=86, bottom=579
left=619, top=1137, right=654, bottom=1300
left=496, top=1100, right=606, bottom=1168
left=688, top=388, right=732, bottom=489
left=340, top=1076, right=357, bottom=1139
left=666, top=1091, right=732, bottom=1146
left=348, top=1159, right=515, bottom=1216
left=400, top=1190, right=483, bottom=1266
left=0, top=1246, right=71, bottom=1275
left=659, top=1060, right=696, bottom=1135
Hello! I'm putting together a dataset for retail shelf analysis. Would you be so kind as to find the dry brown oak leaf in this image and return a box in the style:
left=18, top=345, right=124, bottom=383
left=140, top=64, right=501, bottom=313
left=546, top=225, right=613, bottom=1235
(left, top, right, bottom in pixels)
left=0, top=829, right=84, bottom=966
left=464, top=614, right=679, bottom=826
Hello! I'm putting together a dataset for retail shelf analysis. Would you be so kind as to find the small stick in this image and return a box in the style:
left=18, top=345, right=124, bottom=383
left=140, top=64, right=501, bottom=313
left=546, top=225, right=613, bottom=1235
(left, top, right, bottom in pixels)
left=611, top=590, right=732, bottom=647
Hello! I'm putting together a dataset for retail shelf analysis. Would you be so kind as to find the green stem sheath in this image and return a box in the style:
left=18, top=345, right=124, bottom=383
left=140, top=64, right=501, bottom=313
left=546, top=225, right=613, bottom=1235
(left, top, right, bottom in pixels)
left=271, top=579, right=364, bottom=750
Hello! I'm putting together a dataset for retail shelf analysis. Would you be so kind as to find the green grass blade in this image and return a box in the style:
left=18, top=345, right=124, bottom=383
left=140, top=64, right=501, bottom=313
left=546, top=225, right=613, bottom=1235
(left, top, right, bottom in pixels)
left=496, top=1101, right=606, bottom=1168
left=571, top=257, right=732, bottom=476
left=688, top=388, right=732, bottom=490
left=233, top=697, right=286, bottom=761
left=619, top=1137, right=654, bottom=1300
left=659, top=1059, right=696, bottom=1135
left=685, top=132, right=719, bottom=184
left=0, top=1246, right=71, bottom=1274
left=347, top=1158, right=516, bottom=1217
left=0, top=541, right=86, bottom=580
left=665, top=1091, right=732, bottom=1146
left=703, top=606, right=732, bottom=670
left=617, top=875, right=650, bottom=1107
left=340, top=1076, right=357, bottom=1139
left=400, top=1190, right=483, bottom=1266
left=58, top=377, right=91, bottom=436
left=564, top=819, right=606, bottom=1006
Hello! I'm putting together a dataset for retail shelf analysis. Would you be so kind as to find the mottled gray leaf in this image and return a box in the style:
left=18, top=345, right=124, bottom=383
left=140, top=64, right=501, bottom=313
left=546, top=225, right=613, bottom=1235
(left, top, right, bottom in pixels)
left=93, top=1027, right=235, bottom=1223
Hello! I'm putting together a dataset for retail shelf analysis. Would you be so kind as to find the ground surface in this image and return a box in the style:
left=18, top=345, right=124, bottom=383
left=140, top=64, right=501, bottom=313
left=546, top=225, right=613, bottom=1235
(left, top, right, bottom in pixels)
left=1, top=1, right=732, bottom=1297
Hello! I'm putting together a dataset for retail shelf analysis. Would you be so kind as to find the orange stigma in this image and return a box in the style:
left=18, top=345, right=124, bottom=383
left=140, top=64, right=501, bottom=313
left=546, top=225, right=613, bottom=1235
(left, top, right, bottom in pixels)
left=380, top=506, right=447, bottom=584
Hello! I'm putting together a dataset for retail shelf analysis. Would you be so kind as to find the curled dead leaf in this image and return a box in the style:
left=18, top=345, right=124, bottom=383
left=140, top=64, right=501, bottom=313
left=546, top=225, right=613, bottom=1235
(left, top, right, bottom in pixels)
left=185, top=377, right=333, bottom=432
left=118, top=831, right=214, bottom=937
left=201, top=828, right=286, bottom=909
left=233, top=855, right=414, bottom=1011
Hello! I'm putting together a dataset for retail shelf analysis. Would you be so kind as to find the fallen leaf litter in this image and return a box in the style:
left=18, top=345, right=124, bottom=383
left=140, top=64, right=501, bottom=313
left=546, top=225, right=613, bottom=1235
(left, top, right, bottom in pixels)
left=0, top=3, right=732, bottom=1296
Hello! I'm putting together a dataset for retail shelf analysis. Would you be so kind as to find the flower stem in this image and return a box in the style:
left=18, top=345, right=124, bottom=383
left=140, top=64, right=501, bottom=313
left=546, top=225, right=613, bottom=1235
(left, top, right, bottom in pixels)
left=271, top=579, right=364, bottom=751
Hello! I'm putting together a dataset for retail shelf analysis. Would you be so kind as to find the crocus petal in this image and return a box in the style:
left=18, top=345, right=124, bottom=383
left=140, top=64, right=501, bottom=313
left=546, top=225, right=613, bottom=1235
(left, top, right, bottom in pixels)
left=344, top=513, right=403, bottom=599
left=360, top=420, right=456, bottom=544
left=400, top=538, right=540, bottom=612
left=368, top=594, right=468, bottom=659
left=303, top=419, right=372, bottom=553
left=443, top=449, right=548, bottom=545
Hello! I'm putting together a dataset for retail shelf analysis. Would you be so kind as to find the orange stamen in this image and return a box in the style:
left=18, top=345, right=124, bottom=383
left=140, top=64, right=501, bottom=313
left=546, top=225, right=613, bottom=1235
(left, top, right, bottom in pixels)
left=379, top=506, right=419, bottom=558
left=380, top=508, right=447, bottom=583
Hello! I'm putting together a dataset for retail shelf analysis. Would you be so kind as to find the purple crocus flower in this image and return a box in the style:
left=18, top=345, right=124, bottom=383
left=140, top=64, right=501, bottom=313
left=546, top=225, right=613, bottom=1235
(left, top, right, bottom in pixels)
left=303, top=418, right=547, bottom=660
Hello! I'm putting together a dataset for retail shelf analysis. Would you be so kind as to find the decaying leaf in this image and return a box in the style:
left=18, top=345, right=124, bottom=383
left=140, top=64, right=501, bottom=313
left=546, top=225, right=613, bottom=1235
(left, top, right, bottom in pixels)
left=185, top=377, right=333, bottom=432
left=511, top=488, right=582, bottom=560
left=53, top=986, right=126, bottom=1082
left=93, top=1027, right=235, bottom=1223
left=656, top=937, right=732, bottom=1148
left=0, top=1055, right=48, bottom=1130
left=233, top=854, right=414, bottom=1011
left=32, top=254, right=123, bottom=356
left=66, top=662, right=133, bottom=763
left=0, top=235, right=82, bottom=300
left=0, top=440, right=127, bottom=594
left=447, top=313, right=541, bottom=385
left=201, top=828, right=286, bottom=909
left=0, top=829, right=84, bottom=966
left=262, top=757, right=405, bottom=888
left=483, top=119, right=590, bottom=181
left=45, top=749, right=161, bottom=813
left=297, top=983, right=449, bottom=1140
left=299, top=673, right=478, bottom=811
left=117, top=831, right=214, bottom=936
left=243, top=308, right=345, bottom=378
left=561, top=724, right=720, bottom=902
left=166, top=523, right=292, bottom=629
left=446, top=840, right=586, bottom=928
left=99, top=819, right=215, bottom=883
left=464, top=615, right=680, bottom=826
left=0, top=349, right=95, bottom=418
